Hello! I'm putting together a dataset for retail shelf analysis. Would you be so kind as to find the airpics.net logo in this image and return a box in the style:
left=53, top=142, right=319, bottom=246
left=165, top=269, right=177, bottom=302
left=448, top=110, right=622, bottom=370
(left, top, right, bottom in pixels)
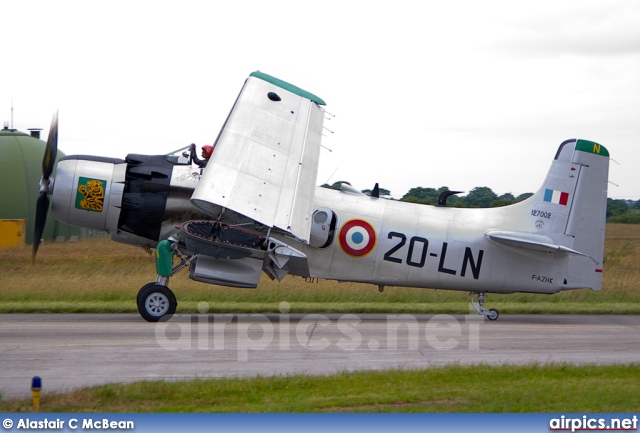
left=549, top=415, right=638, bottom=432
left=154, top=302, right=485, bottom=361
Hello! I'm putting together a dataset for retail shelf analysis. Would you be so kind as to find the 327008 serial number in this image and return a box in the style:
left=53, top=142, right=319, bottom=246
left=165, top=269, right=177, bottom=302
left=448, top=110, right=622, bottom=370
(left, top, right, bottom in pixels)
left=531, top=210, right=551, bottom=219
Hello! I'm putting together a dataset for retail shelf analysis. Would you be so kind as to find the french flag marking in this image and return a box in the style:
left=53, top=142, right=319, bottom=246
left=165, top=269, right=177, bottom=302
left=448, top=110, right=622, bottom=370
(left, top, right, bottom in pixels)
left=544, top=189, right=569, bottom=206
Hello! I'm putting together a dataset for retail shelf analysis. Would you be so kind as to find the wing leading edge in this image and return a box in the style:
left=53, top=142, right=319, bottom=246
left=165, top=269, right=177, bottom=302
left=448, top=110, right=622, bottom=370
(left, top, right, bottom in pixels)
left=191, top=72, right=326, bottom=241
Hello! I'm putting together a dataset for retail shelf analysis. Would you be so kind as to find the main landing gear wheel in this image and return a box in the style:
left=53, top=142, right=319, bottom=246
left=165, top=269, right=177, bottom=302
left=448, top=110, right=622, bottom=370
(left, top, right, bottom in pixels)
left=487, top=309, right=499, bottom=321
left=137, top=284, right=177, bottom=322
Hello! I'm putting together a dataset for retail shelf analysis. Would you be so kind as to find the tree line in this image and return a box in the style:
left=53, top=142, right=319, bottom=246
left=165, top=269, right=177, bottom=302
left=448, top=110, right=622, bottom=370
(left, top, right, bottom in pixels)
left=321, top=181, right=640, bottom=223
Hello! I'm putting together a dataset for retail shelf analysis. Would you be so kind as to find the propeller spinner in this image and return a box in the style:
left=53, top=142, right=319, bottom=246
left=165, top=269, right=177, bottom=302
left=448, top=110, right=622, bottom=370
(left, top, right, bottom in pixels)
left=32, top=111, right=58, bottom=263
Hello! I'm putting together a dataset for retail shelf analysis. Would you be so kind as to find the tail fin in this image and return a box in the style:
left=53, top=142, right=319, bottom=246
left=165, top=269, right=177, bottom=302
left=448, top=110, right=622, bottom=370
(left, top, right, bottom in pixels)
left=489, top=139, right=610, bottom=291
left=528, top=139, right=610, bottom=290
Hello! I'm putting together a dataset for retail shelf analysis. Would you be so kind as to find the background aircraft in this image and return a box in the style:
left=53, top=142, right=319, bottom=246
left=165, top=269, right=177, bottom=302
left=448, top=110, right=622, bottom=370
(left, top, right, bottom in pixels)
left=33, top=71, right=610, bottom=321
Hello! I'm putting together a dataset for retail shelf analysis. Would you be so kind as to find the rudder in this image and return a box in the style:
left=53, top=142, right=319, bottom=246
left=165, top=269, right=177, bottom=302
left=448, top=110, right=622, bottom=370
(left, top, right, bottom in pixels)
left=563, top=139, right=609, bottom=290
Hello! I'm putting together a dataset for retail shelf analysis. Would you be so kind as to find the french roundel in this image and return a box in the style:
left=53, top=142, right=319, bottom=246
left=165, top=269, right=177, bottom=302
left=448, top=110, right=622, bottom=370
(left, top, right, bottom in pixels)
left=339, top=219, right=377, bottom=258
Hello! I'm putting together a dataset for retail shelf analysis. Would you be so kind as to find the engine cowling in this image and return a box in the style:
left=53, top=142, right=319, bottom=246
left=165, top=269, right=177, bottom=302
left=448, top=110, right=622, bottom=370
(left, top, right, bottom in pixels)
left=51, top=155, right=126, bottom=235
left=50, top=152, right=208, bottom=247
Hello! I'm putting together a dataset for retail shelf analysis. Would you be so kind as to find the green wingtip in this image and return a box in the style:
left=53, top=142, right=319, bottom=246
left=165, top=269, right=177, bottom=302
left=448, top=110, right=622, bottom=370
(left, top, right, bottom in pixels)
left=250, top=71, right=326, bottom=105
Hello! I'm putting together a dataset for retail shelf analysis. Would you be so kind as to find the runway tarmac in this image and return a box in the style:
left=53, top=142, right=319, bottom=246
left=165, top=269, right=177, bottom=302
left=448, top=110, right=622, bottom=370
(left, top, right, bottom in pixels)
left=1, top=313, right=639, bottom=398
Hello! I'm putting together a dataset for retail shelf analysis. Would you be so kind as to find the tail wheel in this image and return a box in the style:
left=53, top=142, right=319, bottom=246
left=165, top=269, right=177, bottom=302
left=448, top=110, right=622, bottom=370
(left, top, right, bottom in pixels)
left=137, top=284, right=177, bottom=322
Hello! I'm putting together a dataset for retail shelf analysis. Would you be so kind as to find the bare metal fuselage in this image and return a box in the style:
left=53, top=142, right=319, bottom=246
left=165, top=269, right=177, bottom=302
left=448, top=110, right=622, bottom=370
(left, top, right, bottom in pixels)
left=45, top=72, right=608, bottom=322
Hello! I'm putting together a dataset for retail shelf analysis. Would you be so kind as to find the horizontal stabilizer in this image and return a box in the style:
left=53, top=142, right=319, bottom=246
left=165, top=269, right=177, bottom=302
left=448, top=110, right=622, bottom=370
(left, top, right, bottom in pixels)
left=485, top=230, right=598, bottom=264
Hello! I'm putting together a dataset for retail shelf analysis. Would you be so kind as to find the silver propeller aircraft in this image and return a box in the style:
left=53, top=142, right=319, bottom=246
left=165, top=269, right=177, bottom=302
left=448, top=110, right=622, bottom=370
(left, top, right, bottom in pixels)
left=34, top=71, right=610, bottom=322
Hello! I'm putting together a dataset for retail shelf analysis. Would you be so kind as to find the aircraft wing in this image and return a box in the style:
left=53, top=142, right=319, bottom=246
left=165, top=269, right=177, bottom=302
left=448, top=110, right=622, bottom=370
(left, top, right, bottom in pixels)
left=191, top=72, right=326, bottom=242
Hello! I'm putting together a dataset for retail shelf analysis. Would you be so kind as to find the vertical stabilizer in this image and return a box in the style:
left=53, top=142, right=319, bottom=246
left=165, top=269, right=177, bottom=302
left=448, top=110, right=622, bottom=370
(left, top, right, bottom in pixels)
left=525, top=139, right=610, bottom=290
left=492, top=139, right=610, bottom=292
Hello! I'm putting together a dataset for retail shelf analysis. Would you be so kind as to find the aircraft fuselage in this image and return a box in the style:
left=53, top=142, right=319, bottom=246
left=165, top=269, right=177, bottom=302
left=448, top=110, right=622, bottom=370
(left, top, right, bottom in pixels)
left=277, top=186, right=569, bottom=295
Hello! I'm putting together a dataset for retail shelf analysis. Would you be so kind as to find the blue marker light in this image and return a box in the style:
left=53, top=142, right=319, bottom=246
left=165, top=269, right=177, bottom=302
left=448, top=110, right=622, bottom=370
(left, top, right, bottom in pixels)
left=32, top=376, right=42, bottom=408
left=32, top=376, right=42, bottom=389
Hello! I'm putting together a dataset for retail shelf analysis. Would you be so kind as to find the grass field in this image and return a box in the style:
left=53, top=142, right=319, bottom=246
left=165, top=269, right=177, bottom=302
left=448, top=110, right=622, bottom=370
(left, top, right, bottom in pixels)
left=1, top=224, right=639, bottom=314
left=1, top=224, right=639, bottom=412
left=1, top=364, right=640, bottom=412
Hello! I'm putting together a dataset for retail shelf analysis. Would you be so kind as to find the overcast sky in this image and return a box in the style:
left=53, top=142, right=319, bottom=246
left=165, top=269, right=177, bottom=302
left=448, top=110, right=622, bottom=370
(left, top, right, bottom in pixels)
left=2, top=0, right=639, bottom=200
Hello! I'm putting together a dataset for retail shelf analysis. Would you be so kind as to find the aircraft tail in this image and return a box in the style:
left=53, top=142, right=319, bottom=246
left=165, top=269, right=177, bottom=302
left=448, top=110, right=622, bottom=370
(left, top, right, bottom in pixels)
left=491, top=139, right=610, bottom=291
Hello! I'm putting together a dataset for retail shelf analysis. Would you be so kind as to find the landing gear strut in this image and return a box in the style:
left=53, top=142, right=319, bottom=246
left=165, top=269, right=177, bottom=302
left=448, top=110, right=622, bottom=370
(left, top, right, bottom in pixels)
left=470, top=292, right=499, bottom=321
left=136, top=239, right=195, bottom=322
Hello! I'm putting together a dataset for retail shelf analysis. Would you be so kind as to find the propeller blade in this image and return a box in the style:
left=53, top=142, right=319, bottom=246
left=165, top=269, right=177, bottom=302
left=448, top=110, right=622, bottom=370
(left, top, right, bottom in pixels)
left=42, top=111, right=58, bottom=179
left=32, top=192, right=49, bottom=263
left=32, top=111, right=59, bottom=263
